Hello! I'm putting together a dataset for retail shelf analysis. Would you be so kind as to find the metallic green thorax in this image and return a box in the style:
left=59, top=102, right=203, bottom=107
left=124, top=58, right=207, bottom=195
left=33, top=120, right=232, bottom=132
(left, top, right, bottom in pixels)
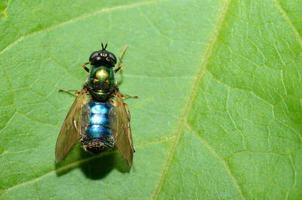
left=86, top=65, right=116, bottom=101
left=89, top=66, right=115, bottom=83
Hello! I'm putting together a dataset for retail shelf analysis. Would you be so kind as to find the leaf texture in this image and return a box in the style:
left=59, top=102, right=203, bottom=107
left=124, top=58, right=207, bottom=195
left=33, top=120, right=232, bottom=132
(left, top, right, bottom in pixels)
left=0, top=0, right=301, bottom=199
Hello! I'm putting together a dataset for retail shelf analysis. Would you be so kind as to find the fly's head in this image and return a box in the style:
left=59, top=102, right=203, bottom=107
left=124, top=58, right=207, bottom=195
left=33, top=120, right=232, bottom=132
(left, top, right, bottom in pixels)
left=89, top=43, right=117, bottom=67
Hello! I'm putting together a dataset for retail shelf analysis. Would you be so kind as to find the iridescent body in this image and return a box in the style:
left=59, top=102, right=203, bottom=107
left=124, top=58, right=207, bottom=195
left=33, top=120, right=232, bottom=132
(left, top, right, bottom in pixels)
left=81, top=101, right=114, bottom=153
left=86, top=66, right=116, bottom=101
left=84, top=44, right=118, bottom=102
left=55, top=44, right=134, bottom=167
left=87, top=101, right=112, bottom=138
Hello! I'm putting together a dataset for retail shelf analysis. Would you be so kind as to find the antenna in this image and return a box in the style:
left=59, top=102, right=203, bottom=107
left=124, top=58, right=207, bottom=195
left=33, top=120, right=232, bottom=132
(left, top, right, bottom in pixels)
left=101, top=42, right=108, bottom=50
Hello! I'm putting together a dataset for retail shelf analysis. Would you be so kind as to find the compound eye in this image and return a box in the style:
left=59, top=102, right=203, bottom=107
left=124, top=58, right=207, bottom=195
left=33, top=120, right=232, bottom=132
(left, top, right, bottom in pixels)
left=89, top=51, right=99, bottom=62
left=108, top=53, right=117, bottom=64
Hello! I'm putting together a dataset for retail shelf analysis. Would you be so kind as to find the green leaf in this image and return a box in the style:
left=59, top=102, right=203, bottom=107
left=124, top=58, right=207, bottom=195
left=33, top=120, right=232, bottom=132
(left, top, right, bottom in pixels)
left=1, top=0, right=302, bottom=199
left=0, top=0, right=8, bottom=19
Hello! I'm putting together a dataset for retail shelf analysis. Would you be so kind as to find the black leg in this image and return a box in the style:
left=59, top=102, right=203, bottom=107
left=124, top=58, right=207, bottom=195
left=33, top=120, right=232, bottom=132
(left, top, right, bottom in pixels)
left=58, top=89, right=79, bottom=97
left=82, top=62, right=90, bottom=73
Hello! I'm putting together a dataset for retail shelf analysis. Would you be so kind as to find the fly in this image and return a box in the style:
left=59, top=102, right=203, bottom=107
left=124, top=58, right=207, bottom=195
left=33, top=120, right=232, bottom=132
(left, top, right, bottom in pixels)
left=55, top=43, right=135, bottom=167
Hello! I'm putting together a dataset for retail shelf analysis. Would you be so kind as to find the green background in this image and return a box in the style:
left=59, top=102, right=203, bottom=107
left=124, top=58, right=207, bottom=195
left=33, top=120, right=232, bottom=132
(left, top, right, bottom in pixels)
left=0, top=0, right=302, bottom=199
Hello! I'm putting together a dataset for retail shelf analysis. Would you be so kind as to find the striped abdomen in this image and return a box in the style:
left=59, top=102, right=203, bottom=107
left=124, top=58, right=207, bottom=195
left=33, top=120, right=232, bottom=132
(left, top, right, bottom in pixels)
left=81, top=101, right=114, bottom=153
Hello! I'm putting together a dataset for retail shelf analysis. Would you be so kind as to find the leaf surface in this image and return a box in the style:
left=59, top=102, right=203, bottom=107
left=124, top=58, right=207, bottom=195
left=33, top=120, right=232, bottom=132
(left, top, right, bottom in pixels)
left=0, top=0, right=302, bottom=199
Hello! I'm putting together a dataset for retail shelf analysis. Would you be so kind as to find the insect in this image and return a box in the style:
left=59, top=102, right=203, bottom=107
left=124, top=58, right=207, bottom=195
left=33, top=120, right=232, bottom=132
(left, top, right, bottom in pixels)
left=55, top=44, right=135, bottom=167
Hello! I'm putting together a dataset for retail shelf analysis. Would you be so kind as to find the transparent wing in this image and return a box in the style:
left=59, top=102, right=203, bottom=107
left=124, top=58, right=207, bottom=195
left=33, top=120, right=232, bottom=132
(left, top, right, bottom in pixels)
left=110, top=92, right=134, bottom=167
left=55, top=89, right=88, bottom=162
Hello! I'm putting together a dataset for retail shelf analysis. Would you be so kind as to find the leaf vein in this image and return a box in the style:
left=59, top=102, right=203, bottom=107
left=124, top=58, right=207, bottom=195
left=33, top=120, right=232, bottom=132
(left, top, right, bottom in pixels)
left=1, top=136, right=172, bottom=193
left=273, top=0, right=302, bottom=46
left=151, top=0, right=234, bottom=199
left=186, top=123, right=246, bottom=200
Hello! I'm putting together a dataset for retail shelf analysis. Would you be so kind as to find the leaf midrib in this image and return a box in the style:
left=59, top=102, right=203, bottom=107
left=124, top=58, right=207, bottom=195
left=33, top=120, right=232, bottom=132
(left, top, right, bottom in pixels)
left=150, top=0, right=243, bottom=199
left=151, top=0, right=302, bottom=199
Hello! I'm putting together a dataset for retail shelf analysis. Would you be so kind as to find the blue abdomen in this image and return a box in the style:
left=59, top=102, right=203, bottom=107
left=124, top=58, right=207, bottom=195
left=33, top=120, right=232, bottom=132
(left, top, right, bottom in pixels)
left=86, top=101, right=112, bottom=139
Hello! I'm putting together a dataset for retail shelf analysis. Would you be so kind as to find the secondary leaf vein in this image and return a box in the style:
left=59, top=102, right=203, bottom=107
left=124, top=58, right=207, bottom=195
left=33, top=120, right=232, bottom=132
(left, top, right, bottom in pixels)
left=0, top=1, right=156, bottom=56
left=186, top=123, right=246, bottom=200
left=273, top=0, right=302, bottom=46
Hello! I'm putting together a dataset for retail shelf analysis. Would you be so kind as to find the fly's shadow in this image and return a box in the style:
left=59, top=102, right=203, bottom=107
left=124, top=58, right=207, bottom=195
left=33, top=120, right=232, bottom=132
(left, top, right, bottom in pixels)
left=54, top=144, right=131, bottom=179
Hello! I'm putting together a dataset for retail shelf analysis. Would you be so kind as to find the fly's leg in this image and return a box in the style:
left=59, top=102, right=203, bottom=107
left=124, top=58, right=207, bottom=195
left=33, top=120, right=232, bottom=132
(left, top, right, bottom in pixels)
left=115, top=45, right=128, bottom=73
left=82, top=62, right=90, bottom=73
left=58, top=89, right=80, bottom=97
left=122, top=94, right=138, bottom=100
left=115, top=91, right=138, bottom=100
left=115, top=45, right=128, bottom=86
left=116, top=71, right=124, bottom=86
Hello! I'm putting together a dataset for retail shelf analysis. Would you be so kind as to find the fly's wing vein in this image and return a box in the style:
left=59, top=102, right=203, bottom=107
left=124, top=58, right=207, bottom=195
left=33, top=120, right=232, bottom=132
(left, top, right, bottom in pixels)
left=110, top=92, right=134, bottom=167
left=55, top=89, right=88, bottom=162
